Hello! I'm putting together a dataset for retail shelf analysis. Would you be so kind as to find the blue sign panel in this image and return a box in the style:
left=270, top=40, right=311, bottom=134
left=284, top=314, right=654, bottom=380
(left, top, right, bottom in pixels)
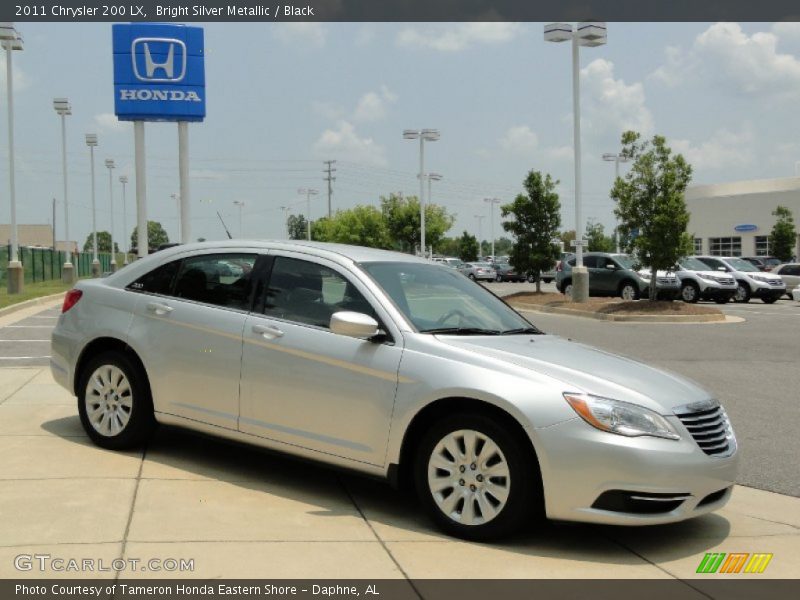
left=113, top=23, right=205, bottom=122
left=734, top=224, right=758, bottom=232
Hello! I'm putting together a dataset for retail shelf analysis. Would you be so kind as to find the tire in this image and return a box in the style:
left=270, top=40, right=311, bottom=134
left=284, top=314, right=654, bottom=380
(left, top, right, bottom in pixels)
left=77, top=351, right=156, bottom=450
left=619, top=281, right=641, bottom=301
left=469, top=274, right=476, bottom=281
left=680, top=282, right=700, bottom=303
left=527, top=274, right=537, bottom=283
left=542, top=278, right=553, bottom=284
left=496, top=274, right=502, bottom=282
left=414, top=412, right=542, bottom=541
left=762, top=296, right=778, bottom=304
left=563, top=280, right=573, bottom=299
left=734, top=281, right=751, bottom=303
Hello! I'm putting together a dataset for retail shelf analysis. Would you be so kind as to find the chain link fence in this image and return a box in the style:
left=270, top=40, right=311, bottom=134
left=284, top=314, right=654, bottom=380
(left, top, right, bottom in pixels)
left=0, top=246, right=122, bottom=286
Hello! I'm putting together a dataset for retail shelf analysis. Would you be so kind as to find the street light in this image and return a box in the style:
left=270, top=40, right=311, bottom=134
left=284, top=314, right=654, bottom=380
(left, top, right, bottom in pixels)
left=85, top=133, right=100, bottom=277
left=297, top=188, right=318, bottom=241
left=483, top=198, right=501, bottom=260
left=233, top=200, right=245, bottom=238
left=104, top=159, right=116, bottom=271
left=279, top=205, right=291, bottom=240
left=119, top=175, right=129, bottom=264
left=416, top=172, right=443, bottom=258
left=403, top=128, right=440, bottom=256
left=545, top=21, right=607, bottom=302
left=1, top=23, right=24, bottom=293
left=602, top=152, right=630, bottom=253
left=170, top=193, right=181, bottom=242
left=53, top=97, right=74, bottom=283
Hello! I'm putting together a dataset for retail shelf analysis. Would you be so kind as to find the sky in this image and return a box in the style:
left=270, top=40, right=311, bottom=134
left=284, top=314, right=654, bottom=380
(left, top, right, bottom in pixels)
left=2, top=21, right=800, bottom=248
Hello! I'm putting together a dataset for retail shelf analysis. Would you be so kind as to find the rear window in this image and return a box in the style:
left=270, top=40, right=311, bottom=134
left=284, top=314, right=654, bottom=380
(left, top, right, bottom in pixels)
left=128, top=260, right=180, bottom=295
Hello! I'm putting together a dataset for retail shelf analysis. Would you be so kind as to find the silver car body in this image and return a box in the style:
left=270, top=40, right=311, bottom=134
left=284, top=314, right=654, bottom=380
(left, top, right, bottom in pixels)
left=51, top=241, right=738, bottom=526
left=463, top=262, right=497, bottom=281
left=694, top=256, right=786, bottom=300
left=772, top=263, right=800, bottom=297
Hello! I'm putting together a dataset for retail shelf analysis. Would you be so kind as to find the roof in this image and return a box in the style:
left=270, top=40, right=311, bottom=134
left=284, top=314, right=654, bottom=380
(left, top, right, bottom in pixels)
left=686, top=176, right=800, bottom=200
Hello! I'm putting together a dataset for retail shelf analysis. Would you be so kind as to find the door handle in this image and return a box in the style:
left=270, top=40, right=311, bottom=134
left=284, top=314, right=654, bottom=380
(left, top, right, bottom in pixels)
left=146, top=301, right=174, bottom=316
left=252, top=323, right=284, bottom=339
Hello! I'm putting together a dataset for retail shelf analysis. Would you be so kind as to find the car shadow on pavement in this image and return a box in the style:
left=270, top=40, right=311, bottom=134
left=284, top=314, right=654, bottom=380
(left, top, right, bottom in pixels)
left=41, top=416, right=730, bottom=563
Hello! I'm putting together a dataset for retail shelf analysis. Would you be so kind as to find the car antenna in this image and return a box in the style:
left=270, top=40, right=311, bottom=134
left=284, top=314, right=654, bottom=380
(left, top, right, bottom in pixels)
left=217, top=211, right=233, bottom=239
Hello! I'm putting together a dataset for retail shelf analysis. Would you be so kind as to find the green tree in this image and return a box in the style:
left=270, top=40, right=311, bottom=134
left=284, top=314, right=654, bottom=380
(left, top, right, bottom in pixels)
left=130, top=221, right=170, bottom=251
left=585, top=219, right=616, bottom=252
left=457, top=231, right=480, bottom=262
left=287, top=214, right=308, bottom=240
left=380, top=193, right=455, bottom=253
left=559, top=229, right=576, bottom=251
left=611, top=131, right=693, bottom=301
left=83, top=231, right=119, bottom=254
left=436, top=237, right=461, bottom=257
left=501, top=170, right=562, bottom=292
left=769, top=206, right=796, bottom=261
left=311, top=205, right=392, bottom=248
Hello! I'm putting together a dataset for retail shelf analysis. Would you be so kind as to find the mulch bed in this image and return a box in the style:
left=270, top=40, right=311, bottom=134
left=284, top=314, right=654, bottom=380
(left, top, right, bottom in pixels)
left=504, top=292, right=723, bottom=316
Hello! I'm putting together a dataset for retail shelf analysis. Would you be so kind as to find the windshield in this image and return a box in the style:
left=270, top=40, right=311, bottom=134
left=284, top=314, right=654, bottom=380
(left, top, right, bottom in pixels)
left=726, top=258, right=760, bottom=272
left=612, top=255, right=639, bottom=270
left=679, top=257, right=713, bottom=271
left=361, top=262, right=538, bottom=334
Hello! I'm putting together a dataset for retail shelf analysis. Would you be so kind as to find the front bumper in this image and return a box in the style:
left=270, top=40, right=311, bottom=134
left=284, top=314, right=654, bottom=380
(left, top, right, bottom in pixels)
left=701, top=286, right=736, bottom=301
left=751, top=285, right=785, bottom=300
left=531, top=417, right=739, bottom=525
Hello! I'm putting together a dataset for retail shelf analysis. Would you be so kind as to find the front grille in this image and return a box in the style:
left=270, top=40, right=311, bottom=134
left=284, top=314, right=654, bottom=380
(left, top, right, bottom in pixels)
left=716, top=277, right=735, bottom=285
left=697, top=487, right=731, bottom=508
left=592, top=490, right=690, bottom=514
left=675, top=404, right=734, bottom=456
left=765, top=279, right=784, bottom=287
left=657, top=277, right=677, bottom=285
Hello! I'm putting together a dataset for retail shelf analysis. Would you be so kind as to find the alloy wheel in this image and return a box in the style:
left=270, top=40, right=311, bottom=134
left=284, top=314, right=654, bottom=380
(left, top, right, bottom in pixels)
left=84, top=365, right=133, bottom=437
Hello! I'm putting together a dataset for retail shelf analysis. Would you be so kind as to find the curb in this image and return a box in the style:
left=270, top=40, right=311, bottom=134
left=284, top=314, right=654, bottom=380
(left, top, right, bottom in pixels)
left=510, top=301, right=726, bottom=323
left=0, top=292, right=65, bottom=318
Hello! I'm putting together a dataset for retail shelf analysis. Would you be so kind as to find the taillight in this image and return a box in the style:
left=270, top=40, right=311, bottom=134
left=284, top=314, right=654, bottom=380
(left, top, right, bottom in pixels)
left=62, top=289, right=83, bottom=313
left=556, top=261, right=563, bottom=272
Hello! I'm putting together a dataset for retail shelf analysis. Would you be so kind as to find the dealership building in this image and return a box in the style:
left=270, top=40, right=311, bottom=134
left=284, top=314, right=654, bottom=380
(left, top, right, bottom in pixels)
left=686, top=176, right=800, bottom=259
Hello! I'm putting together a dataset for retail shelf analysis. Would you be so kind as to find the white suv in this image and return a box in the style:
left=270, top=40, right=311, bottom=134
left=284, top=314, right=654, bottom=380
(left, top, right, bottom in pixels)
left=695, top=256, right=786, bottom=304
left=675, top=257, right=737, bottom=304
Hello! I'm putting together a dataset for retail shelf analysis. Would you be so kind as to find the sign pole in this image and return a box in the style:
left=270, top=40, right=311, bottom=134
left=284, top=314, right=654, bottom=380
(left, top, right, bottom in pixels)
left=178, top=121, right=190, bottom=244
left=135, top=120, right=148, bottom=257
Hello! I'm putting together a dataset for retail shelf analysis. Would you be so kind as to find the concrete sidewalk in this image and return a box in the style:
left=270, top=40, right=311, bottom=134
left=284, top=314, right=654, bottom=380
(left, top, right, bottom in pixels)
left=0, top=311, right=797, bottom=581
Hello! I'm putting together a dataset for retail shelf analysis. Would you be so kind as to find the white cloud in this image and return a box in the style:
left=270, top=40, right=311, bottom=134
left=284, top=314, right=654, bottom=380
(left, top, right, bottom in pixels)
left=581, top=59, right=654, bottom=136
left=94, top=113, right=130, bottom=134
left=396, top=23, right=523, bottom=52
left=499, top=125, right=538, bottom=154
left=313, top=120, right=387, bottom=166
left=273, top=23, right=326, bottom=48
left=352, top=86, right=397, bottom=122
left=671, top=126, right=755, bottom=171
left=311, top=101, right=345, bottom=120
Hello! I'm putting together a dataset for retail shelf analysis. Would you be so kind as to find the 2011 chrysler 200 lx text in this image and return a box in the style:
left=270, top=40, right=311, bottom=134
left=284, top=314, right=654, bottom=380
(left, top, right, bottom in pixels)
left=51, top=241, right=738, bottom=540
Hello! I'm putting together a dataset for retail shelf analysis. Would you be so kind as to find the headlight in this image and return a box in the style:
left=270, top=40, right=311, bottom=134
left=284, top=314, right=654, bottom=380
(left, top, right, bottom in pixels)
left=563, top=393, right=680, bottom=440
left=698, top=273, right=719, bottom=282
left=638, top=272, right=651, bottom=280
left=750, top=275, right=769, bottom=283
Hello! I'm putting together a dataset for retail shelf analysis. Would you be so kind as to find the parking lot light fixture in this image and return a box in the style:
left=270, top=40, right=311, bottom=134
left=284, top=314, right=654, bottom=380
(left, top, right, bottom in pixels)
left=544, top=21, right=607, bottom=302
left=119, top=175, right=129, bottom=264
left=233, top=200, right=245, bottom=238
left=603, top=152, right=630, bottom=253
left=483, top=198, right=501, bottom=260
left=105, top=159, right=116, bottom=271
left=53, top=97, right=74, bottom=282
left=297, top=188, right=318, bottom=241
left=85, top=133, right=100, bottom=277
left=404, top=129, right=441, bottom=256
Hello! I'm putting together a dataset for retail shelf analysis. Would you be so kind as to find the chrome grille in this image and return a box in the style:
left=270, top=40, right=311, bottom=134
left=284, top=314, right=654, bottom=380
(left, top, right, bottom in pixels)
left=717, top=277, right=735, bottom=285
left=675, top=404, right=735, bottom=456
left=765, top=279, right=784, bottom=287
left=657, top=277, right=677, bottom=285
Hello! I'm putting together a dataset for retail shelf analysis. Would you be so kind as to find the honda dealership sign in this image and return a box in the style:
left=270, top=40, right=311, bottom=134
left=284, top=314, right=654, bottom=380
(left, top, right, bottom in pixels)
left=113, top=23, right=205, bottom=121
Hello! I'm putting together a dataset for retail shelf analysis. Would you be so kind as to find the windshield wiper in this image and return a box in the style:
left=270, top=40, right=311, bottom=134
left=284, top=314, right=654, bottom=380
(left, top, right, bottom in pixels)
left=499, top=327, right=542, bottom=335
left=421, top=327, right=501, bottom=335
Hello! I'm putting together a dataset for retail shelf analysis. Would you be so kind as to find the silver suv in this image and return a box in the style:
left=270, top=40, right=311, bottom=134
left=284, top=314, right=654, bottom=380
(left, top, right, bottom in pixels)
left=675, top=257, right=737, bottom=304
left=695, top=256, right=786, bottom=304
left=51, top=241, right=737, bottom=540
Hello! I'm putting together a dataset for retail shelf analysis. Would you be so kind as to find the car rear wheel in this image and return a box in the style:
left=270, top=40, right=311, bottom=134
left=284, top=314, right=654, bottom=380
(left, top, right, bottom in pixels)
left=563, top=282, right=573, bottom=299
left=620, top=281, right=640, bottom=301
left=681, top=282, right=700, bottom=303
left=414, top=413, right=540, bottom=541
left=496, top=274, right=502, bottom=282
left=77, top=351, right=155, bottom=450
left=734, top=281, right=751, bottom=303
left=762, top=296, right=778, bottom=304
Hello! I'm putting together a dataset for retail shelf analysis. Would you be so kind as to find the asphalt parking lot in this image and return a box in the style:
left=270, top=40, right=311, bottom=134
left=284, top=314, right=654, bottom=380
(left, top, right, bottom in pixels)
left=0, top=297, right=798, bottom=581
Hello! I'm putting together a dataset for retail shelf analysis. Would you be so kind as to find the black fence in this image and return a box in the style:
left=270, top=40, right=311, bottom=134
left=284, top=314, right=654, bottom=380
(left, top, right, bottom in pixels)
left=0, top=246, right=125, bottom=285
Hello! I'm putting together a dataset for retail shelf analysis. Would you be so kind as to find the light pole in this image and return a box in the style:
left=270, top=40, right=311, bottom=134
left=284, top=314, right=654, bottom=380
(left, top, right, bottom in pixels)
left=474, top=215, right=485, bottom=255
left=483, top=198, right=501, bottom=260
left=602, top=152, right=630, bottom=253
left=170, top=193, right=181, bottom=242
left=417, top=172, right=442, bottom=258
left=233, top=200, right=245, bottom=238
left=403, top=129, right=440, bottom=256
left=53, top=97, right=74, bottom=284
left=104, top=159, right=117, bottom=271
left=85, top=133, right=100, bottom=277
left=119, top=175, right=129, bottom=264
left=279, top=205, right=291, bottom=239
left=1, top=23, right=24, bottom=293
left=545, top=21, right=607, bottom=302
left=297, top=188, right=318, bottom=241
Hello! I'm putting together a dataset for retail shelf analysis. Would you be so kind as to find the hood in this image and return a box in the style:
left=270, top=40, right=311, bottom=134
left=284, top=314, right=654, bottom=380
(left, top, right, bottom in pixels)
left=637, top=269, right=676, bottom=278
left=434, top=334, right=710, bottom=414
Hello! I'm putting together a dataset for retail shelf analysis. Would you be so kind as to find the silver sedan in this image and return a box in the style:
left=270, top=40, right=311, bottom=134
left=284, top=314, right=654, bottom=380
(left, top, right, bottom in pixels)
left=51, top=241, right=738, bottom=540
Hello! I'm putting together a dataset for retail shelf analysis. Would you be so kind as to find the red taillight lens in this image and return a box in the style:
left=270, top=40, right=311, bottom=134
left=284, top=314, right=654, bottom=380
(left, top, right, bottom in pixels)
left=556, top=261, right=563, bottom=272
left=62, top=289, right=83, bottom=313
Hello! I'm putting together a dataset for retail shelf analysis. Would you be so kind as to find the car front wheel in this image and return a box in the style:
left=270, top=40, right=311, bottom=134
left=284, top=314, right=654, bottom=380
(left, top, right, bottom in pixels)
left=681, top=282, right=700, bottom=303
left=620, top=282, right=641, bottom=301
left=734, top=282, right=751, bottom=303
left=414, top=413, right=540, bottom=541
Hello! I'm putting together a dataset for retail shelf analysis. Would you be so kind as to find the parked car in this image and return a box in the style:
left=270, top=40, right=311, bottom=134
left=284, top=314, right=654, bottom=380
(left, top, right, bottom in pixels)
left=556, top=253, right=680, bottom=300
left=741, top=256, right=782, bottom=272
left=694, top=256, right=786, bottom=303
left=674, top=257, right=737, bottom=304
left=432, top=257, right=464, bottom=269
left=771, top=263, right=800, bottom=299
left=463, top=262, right=497, bottom=282
left=492, top=263, right=525, bottom=282
left=52, top=240, right=738, bottom=540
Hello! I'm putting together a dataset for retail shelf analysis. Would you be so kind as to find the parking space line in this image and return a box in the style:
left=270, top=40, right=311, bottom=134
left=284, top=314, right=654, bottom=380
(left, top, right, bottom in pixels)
left=0, top=340, right=50, bottom=342
left=0, top=356, right=52, bottom=360
left=2, top=325, right=55, bottom=329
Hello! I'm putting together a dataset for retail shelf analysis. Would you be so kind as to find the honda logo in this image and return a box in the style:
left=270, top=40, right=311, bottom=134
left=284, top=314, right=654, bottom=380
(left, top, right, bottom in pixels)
left=131, top=37, right=187, bottom=83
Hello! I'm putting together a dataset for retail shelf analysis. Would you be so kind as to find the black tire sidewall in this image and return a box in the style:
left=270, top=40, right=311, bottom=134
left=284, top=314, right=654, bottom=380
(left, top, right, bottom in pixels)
left=413, top=412, right=540, bottom=541
left=681, top=282, right=700, bottom=303
left=77, top=351, right=155, bottom=450
left=735, top=281, right=751, bottom=303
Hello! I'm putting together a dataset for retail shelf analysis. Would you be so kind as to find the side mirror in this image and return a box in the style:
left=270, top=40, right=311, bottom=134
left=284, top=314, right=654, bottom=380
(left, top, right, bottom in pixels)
left=330, top=311, right=381, bottom=340
left=605, top=264, right=616, bottom=270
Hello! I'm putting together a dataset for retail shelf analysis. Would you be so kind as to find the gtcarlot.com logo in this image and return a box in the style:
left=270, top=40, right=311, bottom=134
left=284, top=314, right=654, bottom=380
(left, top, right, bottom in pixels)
left=696, top=552, right=773, bottom=574
left=14, top=554, right=194, bottom=573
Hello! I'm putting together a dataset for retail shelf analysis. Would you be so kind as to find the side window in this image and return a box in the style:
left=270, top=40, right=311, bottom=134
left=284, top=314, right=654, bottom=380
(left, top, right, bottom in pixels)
left=583, top=256, right=598, bottom=268
left=264, top=257, right=375, bottom=329
left=173, top=253, right=256, bottom=310
left=128, top=260, right=180, bottom=295
left=702, top=258, right=723, bottom=271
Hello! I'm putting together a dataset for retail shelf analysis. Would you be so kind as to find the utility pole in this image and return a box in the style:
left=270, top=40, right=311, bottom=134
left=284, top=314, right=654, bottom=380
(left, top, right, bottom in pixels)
left=323, top=160, right=336, bottom=218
